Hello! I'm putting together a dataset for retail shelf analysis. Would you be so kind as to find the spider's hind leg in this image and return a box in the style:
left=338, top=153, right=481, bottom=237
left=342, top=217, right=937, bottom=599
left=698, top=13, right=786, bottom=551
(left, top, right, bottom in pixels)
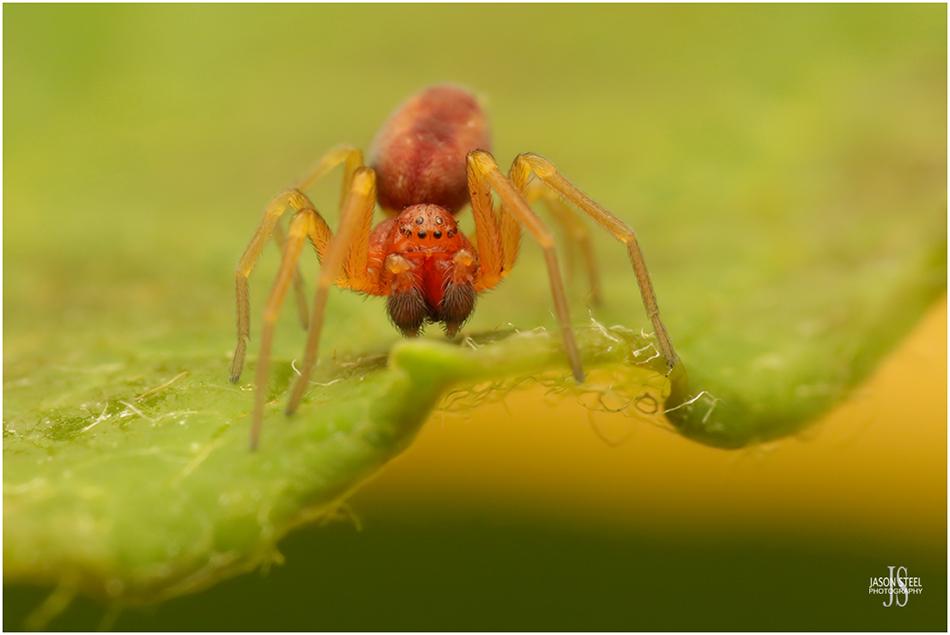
left=523, top=180, right=603, bottom=307
left=510, top=152, right=678, bottom=370
left=273, top=221, right=310, bottom=330
left=231, top=189, right=323, bottom=384
left=230, top=145, right=363, bottom=385
left=250, top=209, right=315, bottom=450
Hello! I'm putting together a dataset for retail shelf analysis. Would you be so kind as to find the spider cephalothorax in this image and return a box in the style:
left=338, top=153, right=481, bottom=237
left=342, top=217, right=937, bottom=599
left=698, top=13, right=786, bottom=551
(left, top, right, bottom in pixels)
left=375, top=203, right=477, bottom=337
left=231, top=84, right=679, bottom=448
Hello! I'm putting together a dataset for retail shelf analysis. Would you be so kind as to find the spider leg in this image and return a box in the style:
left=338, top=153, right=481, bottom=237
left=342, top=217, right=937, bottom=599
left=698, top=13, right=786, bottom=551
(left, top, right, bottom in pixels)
left=284, top=167, right=378, bottom=418
left=297, top=144, right=365, bottom=209
left=466, top=159, right=509, bottom=291
left=272, top=221, right=310, bottom=330
left=231, top=189, right=319, bottom=383
left=523, top=181, right=603, bottom=307
left=230, top=145, right=365, bottom=384
left=467, top=150, right=584, bottom=382
left=250, top=210, right=313, bottom=450
left=510, top=153, right=678, bottom=370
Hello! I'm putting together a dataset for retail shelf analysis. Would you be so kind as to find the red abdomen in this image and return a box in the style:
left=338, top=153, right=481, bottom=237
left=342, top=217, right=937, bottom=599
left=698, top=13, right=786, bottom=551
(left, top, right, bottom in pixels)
left=370, top=84, right=491, bottom=214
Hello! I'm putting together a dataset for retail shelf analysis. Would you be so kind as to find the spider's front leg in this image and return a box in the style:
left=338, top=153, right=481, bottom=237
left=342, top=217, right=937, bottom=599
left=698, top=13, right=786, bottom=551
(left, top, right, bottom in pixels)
left=466, top=150, right=584, bottom=382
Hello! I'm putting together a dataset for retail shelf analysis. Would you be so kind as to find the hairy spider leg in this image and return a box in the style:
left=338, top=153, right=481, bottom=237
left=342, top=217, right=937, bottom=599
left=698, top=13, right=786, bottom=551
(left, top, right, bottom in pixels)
left=523, top=180, right=603, bottom=307
left=250, top=209, right=314, bottom=450
left=272, top=221, right=310, bottom=329
left=298, top=144, right=366, bottom=212
left=283, top=167, right=378, bottom=425
left=231, top=189, right=320, bottom=382
left=510, top=153, right=678, bottom=370
left=466, top=154, right=510, bottom=292
left=466, top=150, right=584, bottom=383
left=230, top=145, right=365, bottom=383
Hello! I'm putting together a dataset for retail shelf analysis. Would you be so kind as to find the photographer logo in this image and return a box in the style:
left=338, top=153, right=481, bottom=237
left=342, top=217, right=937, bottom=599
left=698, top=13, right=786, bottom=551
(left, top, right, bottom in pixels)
left=868, top=565, right=923, bottom=607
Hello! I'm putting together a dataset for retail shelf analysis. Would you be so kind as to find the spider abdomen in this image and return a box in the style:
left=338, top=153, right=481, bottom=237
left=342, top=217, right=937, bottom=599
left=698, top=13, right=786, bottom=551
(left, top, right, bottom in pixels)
left=370, top=84, right=491, bottom=214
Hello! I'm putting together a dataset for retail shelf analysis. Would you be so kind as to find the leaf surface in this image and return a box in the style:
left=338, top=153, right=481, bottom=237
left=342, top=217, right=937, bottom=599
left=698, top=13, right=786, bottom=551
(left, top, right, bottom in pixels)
left=5, top=2, right=945, bottom=607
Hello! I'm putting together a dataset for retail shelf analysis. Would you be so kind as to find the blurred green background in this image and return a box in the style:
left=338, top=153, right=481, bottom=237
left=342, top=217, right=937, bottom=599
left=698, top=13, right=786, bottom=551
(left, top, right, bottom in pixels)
left=5, top=3, right=946, bottom=630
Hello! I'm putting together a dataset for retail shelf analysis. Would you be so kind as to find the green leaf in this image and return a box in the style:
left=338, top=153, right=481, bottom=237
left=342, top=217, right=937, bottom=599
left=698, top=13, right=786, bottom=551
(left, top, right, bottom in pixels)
left=5, top=327, right=678, bottom=605
left=4, top=2, right=945, bottom=613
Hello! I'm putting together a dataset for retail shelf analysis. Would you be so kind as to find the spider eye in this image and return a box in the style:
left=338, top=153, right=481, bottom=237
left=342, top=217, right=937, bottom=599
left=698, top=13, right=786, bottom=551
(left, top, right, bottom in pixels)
left=435, top=216, right=444, bottom=225
left=415, top=216, right=424, bottom=225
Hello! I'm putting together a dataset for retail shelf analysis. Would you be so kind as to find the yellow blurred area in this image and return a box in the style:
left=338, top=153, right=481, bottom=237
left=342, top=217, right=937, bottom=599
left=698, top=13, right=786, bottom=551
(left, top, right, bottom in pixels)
left=356, top=298, right=947, bottom=547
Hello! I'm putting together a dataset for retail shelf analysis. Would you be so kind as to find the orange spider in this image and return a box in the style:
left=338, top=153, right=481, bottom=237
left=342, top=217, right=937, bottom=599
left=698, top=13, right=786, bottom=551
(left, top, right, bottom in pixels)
left=230, top=84, right=679, bottom=449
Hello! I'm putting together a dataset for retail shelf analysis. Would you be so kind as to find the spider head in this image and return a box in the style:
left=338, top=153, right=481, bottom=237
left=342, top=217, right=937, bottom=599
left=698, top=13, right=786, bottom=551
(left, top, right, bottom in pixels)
left=393, top=204, right=461, bottom=252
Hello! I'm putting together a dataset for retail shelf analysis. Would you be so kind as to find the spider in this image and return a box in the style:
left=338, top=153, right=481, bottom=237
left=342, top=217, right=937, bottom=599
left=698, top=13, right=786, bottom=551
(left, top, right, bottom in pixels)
left=230, top=84, right=679, bottom=449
